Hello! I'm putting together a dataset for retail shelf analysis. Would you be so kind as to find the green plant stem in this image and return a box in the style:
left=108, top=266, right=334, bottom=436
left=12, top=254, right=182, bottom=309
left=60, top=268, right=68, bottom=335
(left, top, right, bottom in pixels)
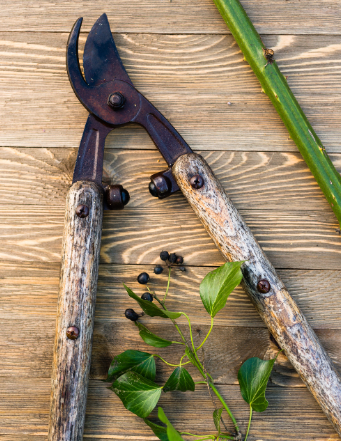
left=212, top=0, right=341, bottom=227
left=181, top=312, right=196, bottom=351
left=153, top=294, right=189, bottom=347
left=196, top=317, right=214, bottom=351
left=153, top=354, right=191, bottom=367
left=190, top=438, right=215, bottom=441
left=155, top=289, right=240, bottom=436
left=180, top=433, right=214, bottom=439
left=244, top=405, right=252, bottom=441
left=163, top=267, right=172, bottom=302
left=208, top=381, right=240, bottom=435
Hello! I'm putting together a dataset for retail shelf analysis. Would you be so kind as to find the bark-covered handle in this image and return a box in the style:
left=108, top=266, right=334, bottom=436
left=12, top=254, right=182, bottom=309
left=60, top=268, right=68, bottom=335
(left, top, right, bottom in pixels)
left=173, top=153, right=341, bottom=436
left=48, top=181, right=103, bottom=441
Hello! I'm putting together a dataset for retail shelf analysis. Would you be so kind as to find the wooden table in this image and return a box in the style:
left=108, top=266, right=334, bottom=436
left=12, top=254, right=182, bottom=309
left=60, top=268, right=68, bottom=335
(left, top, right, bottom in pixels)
left=0, top=1, right=341, bottom=440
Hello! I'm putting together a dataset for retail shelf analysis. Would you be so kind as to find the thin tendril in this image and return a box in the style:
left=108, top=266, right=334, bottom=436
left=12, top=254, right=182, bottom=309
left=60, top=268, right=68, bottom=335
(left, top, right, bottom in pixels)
left=180, top=312, right=195, bottom=352
left=244, top=405, right=252, bottom=441
left=196, top=317, right=214, bottom=351
left=153, top=354, right=191, bottom=367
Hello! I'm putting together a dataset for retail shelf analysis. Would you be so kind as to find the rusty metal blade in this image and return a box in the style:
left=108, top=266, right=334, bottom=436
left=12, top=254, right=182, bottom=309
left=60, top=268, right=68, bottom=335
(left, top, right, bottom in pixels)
left=83, top=13, right=132, bottom=87
left=72, top=114, right=113, bottom=186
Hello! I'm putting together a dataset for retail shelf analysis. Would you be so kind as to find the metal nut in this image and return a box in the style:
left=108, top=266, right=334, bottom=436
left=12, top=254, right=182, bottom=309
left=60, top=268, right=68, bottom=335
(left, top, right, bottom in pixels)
left=66, top=326, right=79, bottom=340
left=257, top=279, right=271, bottom=293
left=190, top=174, right=204, bottom=189
left=75, top=204, right=89, bottom=218
left=107, top=92, right=125, bottom=109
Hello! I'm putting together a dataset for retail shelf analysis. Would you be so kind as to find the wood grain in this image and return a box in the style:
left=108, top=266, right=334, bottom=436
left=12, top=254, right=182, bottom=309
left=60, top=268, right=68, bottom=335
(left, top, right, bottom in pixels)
left=1, top=378, right=340, bottom=440
left=173, top=152, right=341, bottom=435
left=0, top=205, right=340, bottom=268
left=49, top=181, right=103, bottom=440
left=0, top=33, right=340, bottom=151
left=2, top=312, right=341, bottom=389
left=1, top=147, right=341, bottom=213
left=1, top=263, right=341, bottom=329
left=1, top=1, right=341, bottom=439
left=0, top=0, right=340, bottom=34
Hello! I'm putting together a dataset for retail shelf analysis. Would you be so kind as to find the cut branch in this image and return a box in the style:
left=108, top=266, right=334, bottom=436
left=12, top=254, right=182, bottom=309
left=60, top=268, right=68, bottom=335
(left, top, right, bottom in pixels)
left=213, top=0, right=341, bottom=226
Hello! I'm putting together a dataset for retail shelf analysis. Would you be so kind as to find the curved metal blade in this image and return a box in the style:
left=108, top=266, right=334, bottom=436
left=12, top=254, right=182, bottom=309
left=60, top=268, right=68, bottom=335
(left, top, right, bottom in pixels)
left=83, top=13, right=132, bottom=87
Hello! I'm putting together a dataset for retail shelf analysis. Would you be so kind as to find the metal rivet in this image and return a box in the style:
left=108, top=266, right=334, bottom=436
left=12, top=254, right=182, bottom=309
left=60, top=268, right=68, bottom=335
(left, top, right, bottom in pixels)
left=66, top=326, right=79, bottom=340
left=257, top=279, right=271, bottom=293
left=190, top=174, right=204, bottom=189
left=107, top=92, right=125, bottom=110
left=75, top=204, right=89, bottom=218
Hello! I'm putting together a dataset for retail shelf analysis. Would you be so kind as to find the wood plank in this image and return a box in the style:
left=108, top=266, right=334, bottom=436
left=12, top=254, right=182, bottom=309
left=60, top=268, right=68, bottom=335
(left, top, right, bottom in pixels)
left=0, top=0, right=340, bottom=35
left=2, top=147, right=341, bottom=213
left=1, top=263, right=341, bottom=329
left=1, top=263, right=341, bottom=387
left=1, top=313, right=341, bottom=387
left=0, top=378, right=339, bottom=440
left=0, top=33, right=340, bottom=151
left=0, top=205, right=340, bottom=268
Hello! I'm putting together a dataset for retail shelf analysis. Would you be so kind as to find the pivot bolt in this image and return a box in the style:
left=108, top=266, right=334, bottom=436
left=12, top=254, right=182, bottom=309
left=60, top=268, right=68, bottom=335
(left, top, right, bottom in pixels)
left=257, top=279, right=271, bottom=293
left=107, top=92, right=125, bottom=109
left=66, top=326, right=79, bottom=340
left=76, top=204, right=89, bottom=218
left=190, top=174, right=204, bottom=189
left=105, top=185, right=130, bottom=210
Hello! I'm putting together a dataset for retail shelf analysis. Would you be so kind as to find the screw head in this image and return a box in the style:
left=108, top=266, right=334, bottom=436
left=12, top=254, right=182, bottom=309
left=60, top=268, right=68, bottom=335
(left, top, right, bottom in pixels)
left=257, top=279, right=271, bottom=293
left=190, top=174, right=204, bottom=189
left=75, top=204, right=89, bottom=218
left=66, top=326, right=79, bottom=340
left=107, top=92, right=125, bottom=109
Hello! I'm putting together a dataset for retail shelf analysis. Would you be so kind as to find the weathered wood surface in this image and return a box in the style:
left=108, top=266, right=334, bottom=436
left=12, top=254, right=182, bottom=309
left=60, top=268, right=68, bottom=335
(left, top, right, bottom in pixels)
left=49, top=182, right=103, bottom=440
left=0, top=33, right=340, bottom=151
left=1, top=0, right=341, bottom=439
left=174, top=152, right=341, bottom=435
left=1, top=205, right=340, bottom=268
left=0, top=0, right=340, bottom=34
left=1, top=148, right=341, bottom=211
left=1, top=378, right=341, bottom=440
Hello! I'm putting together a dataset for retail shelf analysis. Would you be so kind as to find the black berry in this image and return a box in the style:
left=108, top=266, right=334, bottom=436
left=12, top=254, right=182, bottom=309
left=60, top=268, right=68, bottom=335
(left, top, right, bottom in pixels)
left=160, top=251, right=169, bottom=261
left=141, top=292, right=153, bottom=302
left=125, top=308, right=139, bottom=321
left=176, top=256, right=183, bottom=264
left=137, top=272, right=150, bottom=284
left=154, top=265, right=164, bottom=275
left=179, top=266, right=186, bottom=272
left=169, top=253, right=177, bottom=264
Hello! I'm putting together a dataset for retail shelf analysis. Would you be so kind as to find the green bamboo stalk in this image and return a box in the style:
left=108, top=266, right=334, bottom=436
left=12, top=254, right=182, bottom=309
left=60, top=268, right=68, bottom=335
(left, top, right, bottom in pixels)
left=213, top=0, right=341, bottom=227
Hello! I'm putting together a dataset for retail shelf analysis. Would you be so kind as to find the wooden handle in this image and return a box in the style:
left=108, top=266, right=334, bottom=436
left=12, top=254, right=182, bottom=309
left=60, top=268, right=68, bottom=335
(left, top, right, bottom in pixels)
left=173, top=153, right=341, bottom=436
left=48, top=181, right=103, bottom=441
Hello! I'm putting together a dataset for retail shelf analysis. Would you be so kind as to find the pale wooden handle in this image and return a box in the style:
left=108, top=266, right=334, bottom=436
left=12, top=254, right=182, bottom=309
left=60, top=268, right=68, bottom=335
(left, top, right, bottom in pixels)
left=173, top=153, right=341, bottom=436
left=48, top=181, right=103, bottom=441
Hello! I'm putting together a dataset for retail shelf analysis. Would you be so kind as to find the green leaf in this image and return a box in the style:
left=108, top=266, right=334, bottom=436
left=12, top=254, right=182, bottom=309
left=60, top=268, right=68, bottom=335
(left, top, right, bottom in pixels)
left=238, top=356, right=277, bottom=412
left=163, top=367, right=195, bottom=393
left=111, top=371, right=162, bottom=418
left=124, top=284, right=181, bottom=319
left=213, top=407, right=224, bottom=433
left=107, top=350, right=156, bottom=382
left=199, top=261, right=243, bottom=317
left=144, top=419, right=169, bottom=441
left=135, top=322, right=173, bottom=348
left=158, top=407, right=185, bottom=441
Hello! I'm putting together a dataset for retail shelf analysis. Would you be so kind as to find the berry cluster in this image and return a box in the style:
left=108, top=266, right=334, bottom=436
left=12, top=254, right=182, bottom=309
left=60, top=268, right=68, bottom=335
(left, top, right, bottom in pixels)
left=124, top=250, right=184, bottom=321
left=160, top=250, right=184, bottom=266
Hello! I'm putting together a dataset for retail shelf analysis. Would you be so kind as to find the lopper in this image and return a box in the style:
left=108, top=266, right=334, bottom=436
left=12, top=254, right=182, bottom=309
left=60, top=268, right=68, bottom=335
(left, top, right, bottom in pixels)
left=48, top=13, right=341, bottom=440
